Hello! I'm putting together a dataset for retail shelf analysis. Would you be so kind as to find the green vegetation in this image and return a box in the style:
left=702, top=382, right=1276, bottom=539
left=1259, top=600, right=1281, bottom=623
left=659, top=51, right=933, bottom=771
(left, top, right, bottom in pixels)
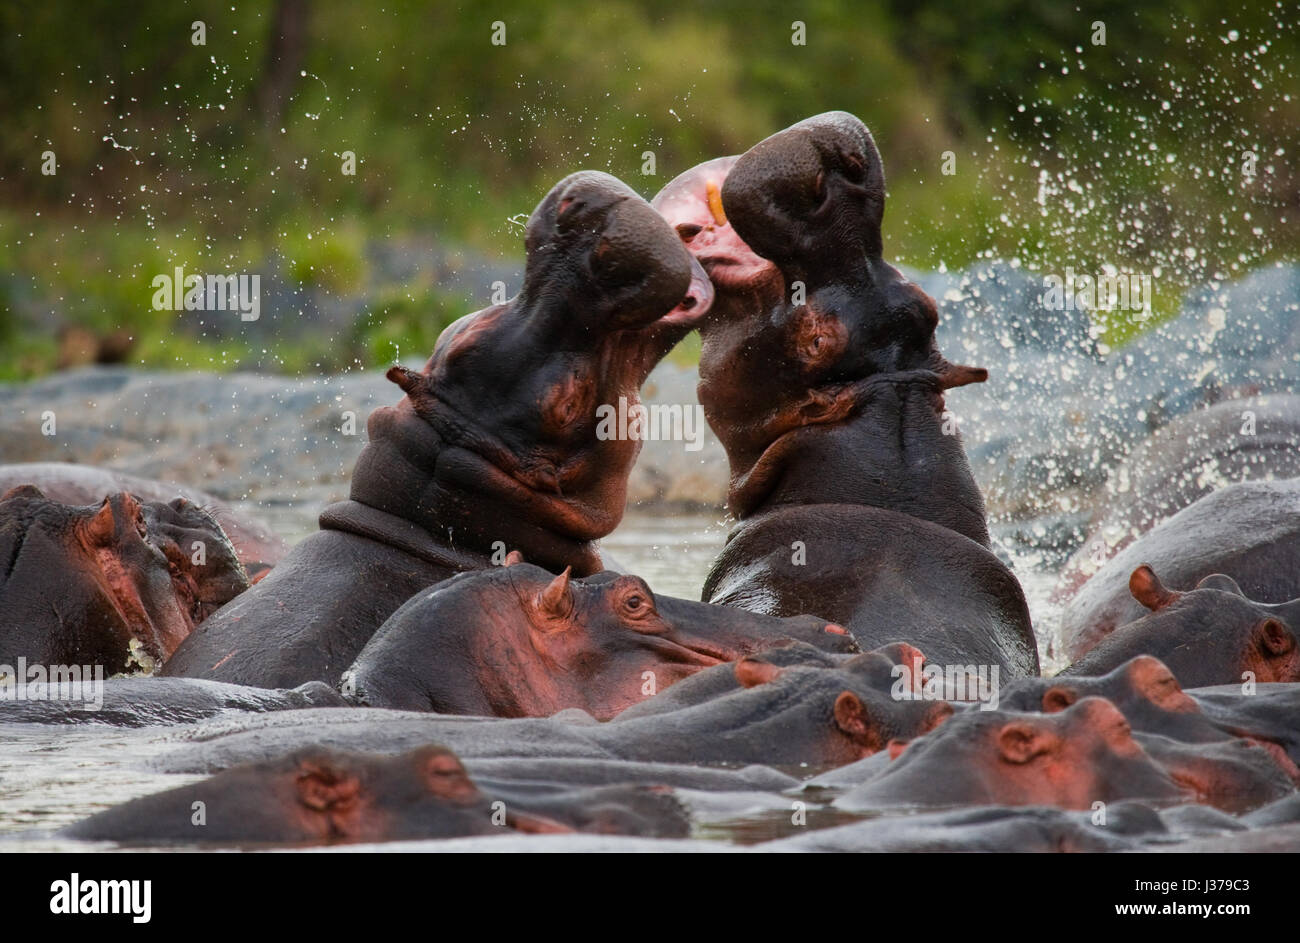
left=0, top=1, right=1294, bottom=379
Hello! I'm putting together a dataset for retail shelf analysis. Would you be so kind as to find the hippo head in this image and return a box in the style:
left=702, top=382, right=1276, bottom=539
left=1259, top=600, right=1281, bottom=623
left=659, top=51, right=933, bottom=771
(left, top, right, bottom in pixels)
left=651, top=155, right=780, bottom=295
left=350, top=171, right=712, bottom=575
left=63, top=745, right=570, bottom=845
left=1133, top=733, right=1297, bottom=813
left=840, top=696, right=1188, bottom=811
left=0, top=485, right=249, bottom=669
left=653, top=114, right=985, bottom=512
left=1002, top=655, right=1225, bottom=744
left=1067, top=565, right=1300, bottom=687
left=713, top=646, right=955, bottom=765
left=345, top=560, right=857, bottom=720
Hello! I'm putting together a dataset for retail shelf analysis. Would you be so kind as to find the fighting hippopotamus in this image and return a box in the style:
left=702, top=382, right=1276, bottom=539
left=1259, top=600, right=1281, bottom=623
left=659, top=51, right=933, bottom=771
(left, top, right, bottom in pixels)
left=652, top=113, right=1037, bottom=675
left=0, top=463, right=288, bottom=578
left=62, top=744, right=688, bottom=845
left=1054, top=396, right=1300, bottom=603
left=0, top=485, right=249, bottom=670
left=343, top=561, right=856, bottom=719
left=1059, top=478, right=1300, bottom=660
left=163, top=171, right=712, bottom=689
left=1061, top=565, right=1300, bottom=689
left=834, top=697, right=1188, bottom=812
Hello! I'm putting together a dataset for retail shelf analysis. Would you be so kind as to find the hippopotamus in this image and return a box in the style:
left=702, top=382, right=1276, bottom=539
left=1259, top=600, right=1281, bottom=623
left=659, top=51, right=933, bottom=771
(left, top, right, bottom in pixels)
left=163, top=171, right=712, bottom=689
left=613, top=639, right=914, bottom=721
left=1054, top=397, right=1300, bottom=603
left=343, top=561, right=856, bottom=719
left=155, top=648, right=954, bottom=773
left=62, top=744, right=688, bottom=845
left=1000, top=655, right=1230, bottom=744
left=1131, top=733, right=1294, bottom=813
left=0, top=485, right=249, bottom=670
left=0, top=463, right=288, bottom=578
left=0, top=676, right=346, bottom=726
left=1060, top=478, right=1300, bottom=660
left=1189, top=683, right=1300, bottom=768
left=652, top=113, right=1038, bottom=676
left=1061, top=565, right=1300, bottom=688
left=764, top=805, right=1136, bottom=853
left=833, top=697, right=1188, bottom=812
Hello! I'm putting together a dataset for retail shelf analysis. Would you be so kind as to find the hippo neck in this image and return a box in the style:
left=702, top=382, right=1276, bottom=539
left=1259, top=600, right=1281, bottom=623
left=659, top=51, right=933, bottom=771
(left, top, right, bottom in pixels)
left=345, top=399, right=605, bottom=576
left=729, top=373, right=991, bottom=547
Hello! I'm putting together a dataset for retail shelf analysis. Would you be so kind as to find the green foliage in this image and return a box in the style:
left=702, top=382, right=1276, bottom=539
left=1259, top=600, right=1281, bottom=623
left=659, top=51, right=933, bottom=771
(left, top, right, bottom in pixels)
left=1, top=1, right=1294, bottom=379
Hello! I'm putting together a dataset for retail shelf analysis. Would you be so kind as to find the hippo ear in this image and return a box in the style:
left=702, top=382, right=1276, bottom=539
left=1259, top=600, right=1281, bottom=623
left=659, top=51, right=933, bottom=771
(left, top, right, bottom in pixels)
left=385, top=364, right=435, bottom=410
left=1195, top=573, right=1245, bottom=596
left=84, top=499, right=119, bottom=546
left=1129, top=565, right=1181, bottom=612
left=1256, top=618, right=1296, bottom=657
left=503, top=550, right=526, bottom=567
left=997, top=722, right=1053, bottom=765
left=1041, top=686, right=1078, bottom=713
left=1, top=484, right=46, bottom=501
left=734, top=656, right=783, bottom=688
left=295, top=760, right=362, bottom=814
left=832, top=691, right=881, bottom=751
left=535, top=567, right=574, bottom=621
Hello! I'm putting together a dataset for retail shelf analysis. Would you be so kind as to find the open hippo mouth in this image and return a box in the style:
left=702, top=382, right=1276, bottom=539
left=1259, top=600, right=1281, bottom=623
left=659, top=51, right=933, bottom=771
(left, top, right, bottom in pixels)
left=652, top=156, right=782, bottom=296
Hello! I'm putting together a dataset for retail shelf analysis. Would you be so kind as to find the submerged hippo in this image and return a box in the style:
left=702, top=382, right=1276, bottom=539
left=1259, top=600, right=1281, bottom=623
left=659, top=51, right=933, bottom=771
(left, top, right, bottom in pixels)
left=344, top=561, right=856, bottom=719
left=834, top=697, right=1187, bottom=812
left=1000, top=655, right=1229, bottom=744
left=1061, top=565, right=1300, bottom=689
left=0, top=462, right=288, bottom=578
left=0, top=676, right=346, bottom=726
left=163, top=171, right=712, bottom=689
left=62, top=744, right=688, bottom=845
left=156, top=646, right=955, bottom=773
left=1060, top=478, right=1300, bottom=660
left=0, top=485, right=249, bottom=670
left=653, top=113, right=1037, bottom=675
left=1131, top=733, right=1294, bottom=813
left=1054, top=397, right=1300, bottom=603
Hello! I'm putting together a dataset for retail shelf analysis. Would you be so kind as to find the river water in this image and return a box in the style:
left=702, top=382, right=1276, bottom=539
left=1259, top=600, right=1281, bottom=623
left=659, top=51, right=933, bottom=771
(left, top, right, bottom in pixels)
left=0, top=503, right=1066, bottom=851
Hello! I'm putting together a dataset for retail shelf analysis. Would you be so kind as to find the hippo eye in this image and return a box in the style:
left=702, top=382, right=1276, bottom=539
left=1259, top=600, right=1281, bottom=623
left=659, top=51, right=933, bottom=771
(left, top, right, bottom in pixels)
left=619, top=587, right=655, bottom=618
left=675, top=223, right=703, bottom=243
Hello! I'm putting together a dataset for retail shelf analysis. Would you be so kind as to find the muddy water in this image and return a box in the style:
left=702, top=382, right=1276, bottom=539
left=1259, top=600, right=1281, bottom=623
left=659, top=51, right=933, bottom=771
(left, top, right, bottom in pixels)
left=0, top=507, right=1064, bottom=851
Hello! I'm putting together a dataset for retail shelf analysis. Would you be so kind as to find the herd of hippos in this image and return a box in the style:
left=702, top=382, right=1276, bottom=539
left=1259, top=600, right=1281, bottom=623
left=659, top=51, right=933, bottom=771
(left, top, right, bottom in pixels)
left=4, top=111, right=1300, bottom=851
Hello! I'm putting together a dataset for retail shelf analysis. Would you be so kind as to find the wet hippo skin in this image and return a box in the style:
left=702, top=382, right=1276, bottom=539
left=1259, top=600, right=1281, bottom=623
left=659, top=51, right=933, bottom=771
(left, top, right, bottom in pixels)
left=162, top=171, right=712, bottom=689
left=344, top=560, right=856, bottom=719
left=62, top=744, right=688, bottom=845
left=1060, top=478, right=1300, bottom=660
left=653, top=112, right=1038, bottom=676
left=0, top=462, right=288, bottom=578
left=0, top=485, right=249, bottom=670
left=1061, top=564, right=1300, bottom=688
